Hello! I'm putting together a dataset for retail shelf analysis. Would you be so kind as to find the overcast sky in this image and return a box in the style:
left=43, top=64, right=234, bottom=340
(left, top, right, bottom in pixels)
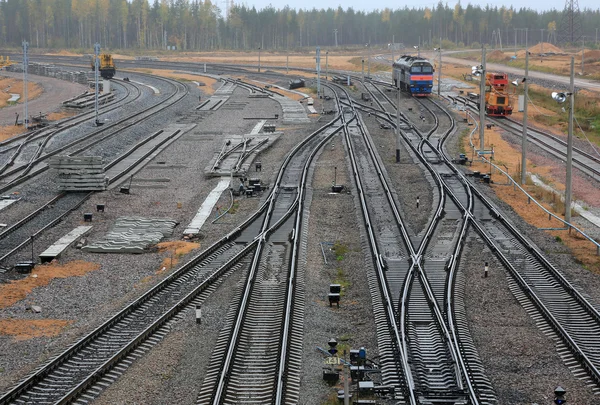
left=232, top=0, right=599, bottom=13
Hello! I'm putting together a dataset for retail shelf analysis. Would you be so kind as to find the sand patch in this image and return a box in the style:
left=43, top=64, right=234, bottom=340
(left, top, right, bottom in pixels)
left=44, top=50, right=82, bottom=57
left=0, top=319, right=73, bottom=341
left=46, top=111, right=76, bottom=121
left=159, top=51, right=365, bottom=71
left=0, top=78, right=42, bottom=108
left=520, top=42, right=564, bottom=55
left=123, top=69, right=218, bottom=95
left=0, top=125, right=26, bottom=141
left=0, top=110, right=78, bottom=142
left=0, top=261, right=101, bottom=309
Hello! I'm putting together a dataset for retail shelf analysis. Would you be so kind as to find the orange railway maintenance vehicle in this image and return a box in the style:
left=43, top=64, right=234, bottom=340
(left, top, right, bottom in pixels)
left=483, top=72, right=513, bottom=117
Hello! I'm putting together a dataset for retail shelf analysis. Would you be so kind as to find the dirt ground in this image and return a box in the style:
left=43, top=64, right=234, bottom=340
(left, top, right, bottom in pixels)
left=0, top=77, right=42, bottom=108
left=159, top=52, right=363, bottom=71
left=486, top=42, right=600, bottom=78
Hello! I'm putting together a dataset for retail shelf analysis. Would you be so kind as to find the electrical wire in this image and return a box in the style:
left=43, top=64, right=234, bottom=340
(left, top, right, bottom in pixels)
left=574, top=115, right=600, bottom=159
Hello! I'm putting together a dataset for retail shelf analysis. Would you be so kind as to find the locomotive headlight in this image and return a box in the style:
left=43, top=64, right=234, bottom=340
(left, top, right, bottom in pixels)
left=410, top=85, right=415, bottom=87
left=428, top=84, right=433, bottom=87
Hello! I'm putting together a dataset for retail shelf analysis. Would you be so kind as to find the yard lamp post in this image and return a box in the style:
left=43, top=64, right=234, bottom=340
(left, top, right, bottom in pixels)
left=361, top=58, right=365, bottom=82
left=22, top=41, right=29, bottom=129
left=510, top=45, right=529, bottom=185
left=367, top=43, right=371, bottom=78
left=435, top=43, right=442, bottom=97
left=472, top=46, right=486, bottom=153
left=325, top=51, right=329, bottom=80
left=258, top=47, right=261, bottom=73
left=551, top=56, right=575, bottom=224
left=94, top=43, right=100, bottom=126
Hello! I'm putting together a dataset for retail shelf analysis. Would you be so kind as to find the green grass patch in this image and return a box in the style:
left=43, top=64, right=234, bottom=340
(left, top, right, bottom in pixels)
left=332, top=242, right=349, bottom=260
left=458, top=128, right=470, bottom=154
left=333, top=268, right=350, bottom=293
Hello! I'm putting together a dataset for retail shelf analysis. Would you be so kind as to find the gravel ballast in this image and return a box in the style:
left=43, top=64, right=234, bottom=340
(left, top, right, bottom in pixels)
left=2, top=71, right=600, bottom=405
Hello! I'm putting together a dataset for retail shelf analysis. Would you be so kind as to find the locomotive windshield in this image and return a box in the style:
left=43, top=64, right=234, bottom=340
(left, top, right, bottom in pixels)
left=422, top=66, right=433, bottom=73
left=411, top=66, right=422, bottom=73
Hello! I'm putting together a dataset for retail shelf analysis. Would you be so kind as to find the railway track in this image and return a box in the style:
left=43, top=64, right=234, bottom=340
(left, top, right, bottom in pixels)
left=450, top=94, right=600, bottom=181
left=196, top=81, right=342, bottom=404
left=366, top=84, right=600, bottom=398
left=0, top=75, right=191, bottom=268
left=0, top=75, right=187, bottom=191
left=0, top=78, right=140, bottom=175
left=338, top=79, right=489, bottom=403
left=421, top=96, right=600, bottom=391
left=0, top=78, right=342, bottom=405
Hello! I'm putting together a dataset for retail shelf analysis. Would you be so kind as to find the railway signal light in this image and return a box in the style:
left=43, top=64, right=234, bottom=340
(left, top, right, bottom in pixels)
left=554, top=386, right=566, bottom=404
left=328, top=338, right=338, bottom=356
left=552, top=92, right=570, bottom=103
left=511, top=78, right=526, bottom=86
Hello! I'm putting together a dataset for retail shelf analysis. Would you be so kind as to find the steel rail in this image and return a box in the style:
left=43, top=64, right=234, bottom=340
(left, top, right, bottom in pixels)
left=425, top=97, right=600, bottom=387
left=0, top=75, right=186, bottom=193
left=333, top=82, right=416, bottom=403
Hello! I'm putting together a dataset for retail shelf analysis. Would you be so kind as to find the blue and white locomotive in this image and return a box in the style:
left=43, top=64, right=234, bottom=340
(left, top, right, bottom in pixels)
left=392, top=55, right=434, bottom=96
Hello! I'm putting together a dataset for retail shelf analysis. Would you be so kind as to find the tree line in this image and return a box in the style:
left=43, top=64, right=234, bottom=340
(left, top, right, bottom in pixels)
left=1, top=0, right=599, bottom=52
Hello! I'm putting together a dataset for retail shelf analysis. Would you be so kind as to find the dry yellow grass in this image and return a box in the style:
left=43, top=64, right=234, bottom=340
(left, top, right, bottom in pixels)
left=155, top=241, right=201, bottom=273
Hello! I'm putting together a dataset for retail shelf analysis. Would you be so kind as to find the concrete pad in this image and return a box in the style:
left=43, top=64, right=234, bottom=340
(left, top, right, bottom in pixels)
left=184, top=178, right=231, bottom=235
left=39, top=226, right=93, bottom=263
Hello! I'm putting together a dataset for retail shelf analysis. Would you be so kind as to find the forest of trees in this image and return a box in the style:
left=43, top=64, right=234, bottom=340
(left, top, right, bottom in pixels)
left=1, top=0, right=599, bottom=52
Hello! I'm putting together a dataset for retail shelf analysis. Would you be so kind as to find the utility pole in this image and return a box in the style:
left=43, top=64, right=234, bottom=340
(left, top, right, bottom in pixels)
left=498, top=29, right=503, bottom=51
left=479, top=46, right=486, bottom=152
left=565, top=56, right=575, bottom=224
left=367, top=43, right=370, bottom=78
left=437, top=41, right=442, bottom=98
left=316, top=47, right=321, bottom=98
left=258, top=47, right=261, bottom=73
left=94, top=43, right=100, bottom=126
left=334, top=29, right=338, bottom=47
left=22, top=41, right=29, bottom=130
left=396, top=85, right=401, bottom=163
left=541, top=28, right=545, bottom=55
left=362, top=58, right=365, bottom=83
left=325, top=51, right=329, bottom=80
left=286, top=50, right=289, bottom=74
left=582, top=36, right=585, bottom=75
left=521, top=48, right=529, bottom=185
left=391, top=34, right=395, bottom=63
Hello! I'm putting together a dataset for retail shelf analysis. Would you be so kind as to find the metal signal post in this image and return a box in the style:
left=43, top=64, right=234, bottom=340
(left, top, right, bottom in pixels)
left=22, top=41, right=29, bottom=129
left=521, top=48, right=529, bottom=185
left=479, top=47, right=486, bottom=152
left=94, top=43, right=100, bottom=126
